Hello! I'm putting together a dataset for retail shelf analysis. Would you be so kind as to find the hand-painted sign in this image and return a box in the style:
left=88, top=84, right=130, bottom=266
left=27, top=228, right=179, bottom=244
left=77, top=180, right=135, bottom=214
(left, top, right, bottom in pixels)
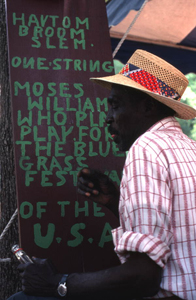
left=6, top=0, right=125, bottom=273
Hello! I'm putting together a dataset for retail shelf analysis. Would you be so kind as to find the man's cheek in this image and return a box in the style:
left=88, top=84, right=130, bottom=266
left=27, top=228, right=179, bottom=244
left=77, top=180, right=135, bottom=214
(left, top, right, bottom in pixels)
left=117, top=118, right=130, bottom=135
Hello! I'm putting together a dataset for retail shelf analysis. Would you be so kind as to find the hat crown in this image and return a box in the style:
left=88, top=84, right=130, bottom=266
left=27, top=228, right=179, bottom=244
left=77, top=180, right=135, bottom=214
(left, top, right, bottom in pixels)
left=129, top=50, right=188, bottom=97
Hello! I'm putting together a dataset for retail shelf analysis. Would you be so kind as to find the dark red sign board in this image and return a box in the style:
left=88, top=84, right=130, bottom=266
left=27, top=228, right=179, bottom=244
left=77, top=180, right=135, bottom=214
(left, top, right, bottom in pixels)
left=6, top=0, right=125, bottom=273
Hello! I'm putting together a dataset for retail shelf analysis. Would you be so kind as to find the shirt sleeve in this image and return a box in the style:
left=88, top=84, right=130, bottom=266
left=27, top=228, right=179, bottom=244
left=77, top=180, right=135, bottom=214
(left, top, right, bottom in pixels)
left=112, top=140, right=173, bottom=268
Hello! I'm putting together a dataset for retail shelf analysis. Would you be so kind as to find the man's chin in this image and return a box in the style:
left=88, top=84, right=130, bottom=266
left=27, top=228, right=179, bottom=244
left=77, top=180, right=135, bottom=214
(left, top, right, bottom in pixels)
left=115, top=142, right=128, bottom=152
left=113, top=136, right=131, bottom=151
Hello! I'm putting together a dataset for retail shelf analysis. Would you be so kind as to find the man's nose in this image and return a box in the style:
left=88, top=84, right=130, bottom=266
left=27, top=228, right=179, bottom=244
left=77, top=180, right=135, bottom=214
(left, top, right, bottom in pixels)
left=106, top=108, right=113, bottom=124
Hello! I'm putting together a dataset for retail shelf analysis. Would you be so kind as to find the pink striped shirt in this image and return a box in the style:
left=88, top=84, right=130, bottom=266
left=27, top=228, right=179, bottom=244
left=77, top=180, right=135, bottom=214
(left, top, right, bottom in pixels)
left=112, top=117, right=196, bottom=299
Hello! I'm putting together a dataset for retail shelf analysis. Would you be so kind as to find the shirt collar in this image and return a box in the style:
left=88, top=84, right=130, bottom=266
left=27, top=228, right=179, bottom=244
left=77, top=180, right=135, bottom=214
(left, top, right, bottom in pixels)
left=129, top=117, right=182, bottom=151
left=147, top=116, right=182, bottom=133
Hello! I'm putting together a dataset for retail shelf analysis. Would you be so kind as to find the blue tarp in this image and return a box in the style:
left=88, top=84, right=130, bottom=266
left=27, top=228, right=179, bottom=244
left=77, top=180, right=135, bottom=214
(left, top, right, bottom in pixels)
left=107, top=0, right=196, bottom=74
left=107, top=0, right=145, bottom=27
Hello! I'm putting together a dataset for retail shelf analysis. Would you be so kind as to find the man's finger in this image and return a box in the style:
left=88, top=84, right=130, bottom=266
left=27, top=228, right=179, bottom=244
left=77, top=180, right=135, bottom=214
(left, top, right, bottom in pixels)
left=77, top=168, right=90, bottom=178
left=32, top=257, right=47, bottom=264
left=17, top=263, right=29, bottom=272
left=78, top=181, right=99, bottom=194
left=78, top=187, right=91, bottom=197
left=78, top=176, right=92, bottom=186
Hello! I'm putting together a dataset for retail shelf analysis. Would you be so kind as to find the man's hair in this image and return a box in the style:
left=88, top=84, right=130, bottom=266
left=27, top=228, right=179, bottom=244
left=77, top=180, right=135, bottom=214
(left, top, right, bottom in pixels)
left=152, top=97, right=176, bottom=118
left=118, top=84, right=176, bottom=118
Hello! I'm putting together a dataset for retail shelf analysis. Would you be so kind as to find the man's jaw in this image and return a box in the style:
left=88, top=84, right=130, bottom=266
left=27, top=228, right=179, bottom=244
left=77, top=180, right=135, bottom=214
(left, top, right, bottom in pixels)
left=109, top=128, right=131, bottom=151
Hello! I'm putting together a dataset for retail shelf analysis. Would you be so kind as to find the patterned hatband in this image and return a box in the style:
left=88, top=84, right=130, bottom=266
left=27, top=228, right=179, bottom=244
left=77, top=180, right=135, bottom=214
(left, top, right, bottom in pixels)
left=120, top=63, right=180, bottom=100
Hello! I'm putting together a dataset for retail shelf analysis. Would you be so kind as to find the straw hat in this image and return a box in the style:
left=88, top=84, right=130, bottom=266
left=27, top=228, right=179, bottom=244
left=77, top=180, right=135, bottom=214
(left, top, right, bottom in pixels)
left=91, top=49, right=196, bottom=120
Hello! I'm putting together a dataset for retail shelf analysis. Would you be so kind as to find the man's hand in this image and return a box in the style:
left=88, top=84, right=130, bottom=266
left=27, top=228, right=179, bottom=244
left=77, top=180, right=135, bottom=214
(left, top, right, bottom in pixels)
left=18, top=257, right=63, bottom=297
left=77, top=168, right=120, bottom=217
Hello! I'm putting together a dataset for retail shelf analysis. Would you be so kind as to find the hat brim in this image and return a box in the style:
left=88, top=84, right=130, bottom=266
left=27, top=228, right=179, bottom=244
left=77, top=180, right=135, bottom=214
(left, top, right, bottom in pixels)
left=90, top=74, right=196, bottom=120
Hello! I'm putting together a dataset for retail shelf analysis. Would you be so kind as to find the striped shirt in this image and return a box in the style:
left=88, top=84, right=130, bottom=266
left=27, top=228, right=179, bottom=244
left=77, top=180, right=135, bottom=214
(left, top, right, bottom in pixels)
left=112, top=117, right=196, bottom=299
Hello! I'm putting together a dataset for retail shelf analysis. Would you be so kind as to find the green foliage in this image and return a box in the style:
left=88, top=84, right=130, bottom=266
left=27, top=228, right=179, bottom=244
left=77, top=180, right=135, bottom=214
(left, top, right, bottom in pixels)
left=176, top=73, right=196, bottom=140
left=113, top=59, right=124, bottom=74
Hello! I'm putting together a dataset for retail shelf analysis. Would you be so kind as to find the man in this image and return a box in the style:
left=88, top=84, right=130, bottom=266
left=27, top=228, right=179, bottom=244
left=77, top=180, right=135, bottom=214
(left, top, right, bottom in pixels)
left=8, top=50, right=196, bottom=300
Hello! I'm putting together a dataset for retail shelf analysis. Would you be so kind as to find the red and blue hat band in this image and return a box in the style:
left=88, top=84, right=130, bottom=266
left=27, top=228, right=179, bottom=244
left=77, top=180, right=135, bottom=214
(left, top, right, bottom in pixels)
left=120, top=63, right=180, bottom=100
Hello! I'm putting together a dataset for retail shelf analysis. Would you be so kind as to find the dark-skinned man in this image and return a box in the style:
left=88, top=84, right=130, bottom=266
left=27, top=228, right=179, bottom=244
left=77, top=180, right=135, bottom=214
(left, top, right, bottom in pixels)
left=8, top=50, right=196, bottom=300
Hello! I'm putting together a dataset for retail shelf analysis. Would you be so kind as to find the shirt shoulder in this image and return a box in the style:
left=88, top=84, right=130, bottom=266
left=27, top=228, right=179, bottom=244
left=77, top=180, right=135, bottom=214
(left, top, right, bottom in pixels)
left=131, top=117, right=196, bottom=156
left=126, top=117, right=196, bottom=168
